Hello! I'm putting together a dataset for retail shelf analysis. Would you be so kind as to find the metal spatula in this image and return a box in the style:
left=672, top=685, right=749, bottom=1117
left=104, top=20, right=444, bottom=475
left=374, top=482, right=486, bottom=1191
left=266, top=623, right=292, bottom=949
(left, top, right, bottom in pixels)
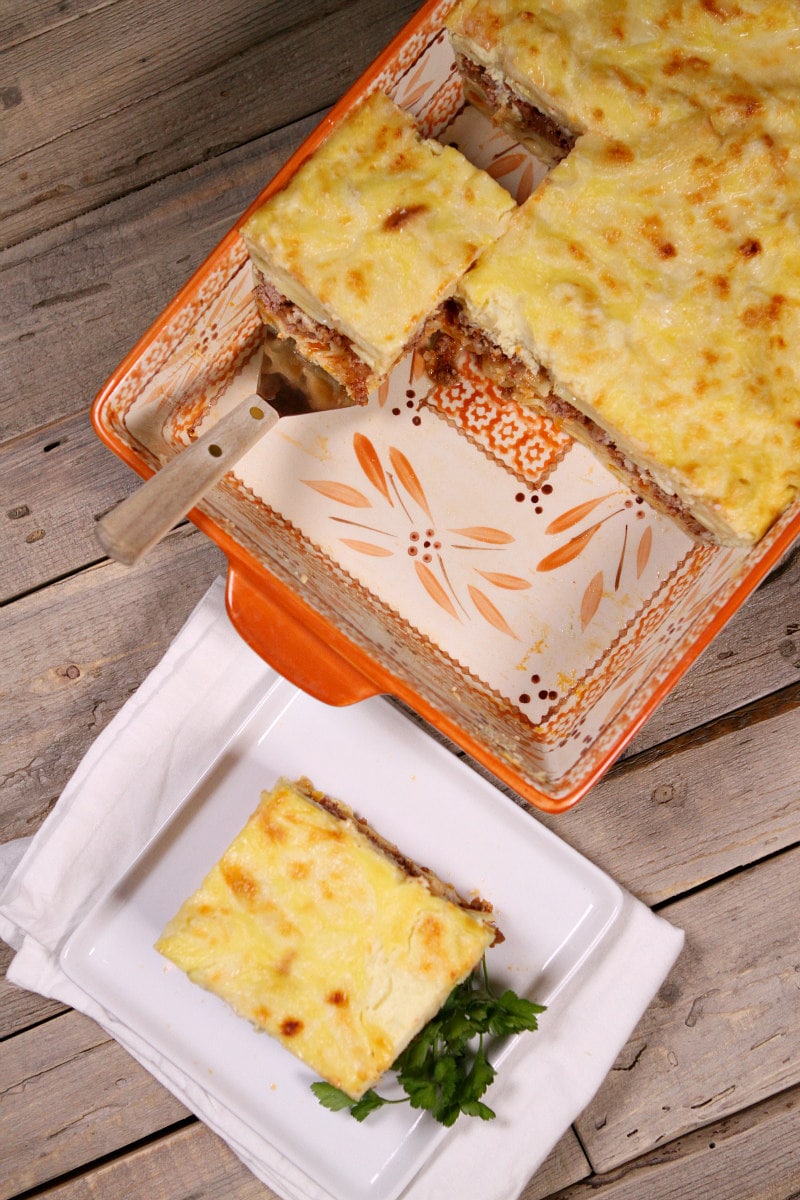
left=96, top=328, right=354, bottom=566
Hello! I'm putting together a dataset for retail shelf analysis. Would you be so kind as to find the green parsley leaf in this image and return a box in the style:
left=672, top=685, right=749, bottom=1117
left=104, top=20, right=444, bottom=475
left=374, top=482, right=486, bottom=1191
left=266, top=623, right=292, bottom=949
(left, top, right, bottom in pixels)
left=461, top=1044, right=496, bottom=1103
left=310, top=1081, right=361, bottom=1112
left=489, top=991, right=546, bottom=1035
left=349, top=1090, right=387, bottom=1121
left=310, top=957, right=546, bottom=1128
left=459, top=1098, right=496, bottom=1121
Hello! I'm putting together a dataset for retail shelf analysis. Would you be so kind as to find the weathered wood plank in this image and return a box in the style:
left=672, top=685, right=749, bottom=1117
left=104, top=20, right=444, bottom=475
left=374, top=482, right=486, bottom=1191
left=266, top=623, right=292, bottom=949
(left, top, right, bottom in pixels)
left=0, top=1028, right=589, bottom=1200
left=0, top=113, right=317, bottom=443
left=0, top=1009, right=188, bottom=1198
left=0, top=531, right=226, bottom=844
left=574, top=845, right=800, bottom=1173
left=10, top=1101, right=589, bottom=1200
left=522, top=1133, right=591, bottom=1200
left=1, top=1, right=118, bottom=50
left=536, top=685, right=800, bottom=906
left=0, top=940, right=66, bottom=1038
left=1, top=0, right=421, bottom=247
left=546, top=1084, right=800, bottom=1200
left=622, top=541, right=800, bottom=756
left=0, top=411, right=136, bottom=603
left=2, top=0, right=333, bottom=163
left=29, top=1118, right=275, bottom=1200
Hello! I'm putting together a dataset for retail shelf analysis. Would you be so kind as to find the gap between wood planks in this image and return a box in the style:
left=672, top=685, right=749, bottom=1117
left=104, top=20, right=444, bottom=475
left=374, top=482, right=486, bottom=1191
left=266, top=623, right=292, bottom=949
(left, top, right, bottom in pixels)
left=613, top=678, right=800, bottom=772
left=3, top=1116, right=199, bottom=1200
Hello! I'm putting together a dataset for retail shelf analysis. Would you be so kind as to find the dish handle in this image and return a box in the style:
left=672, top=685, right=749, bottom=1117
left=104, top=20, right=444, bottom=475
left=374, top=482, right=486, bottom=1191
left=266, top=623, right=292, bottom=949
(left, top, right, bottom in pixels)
left=225, top=563, right=380, bottom=706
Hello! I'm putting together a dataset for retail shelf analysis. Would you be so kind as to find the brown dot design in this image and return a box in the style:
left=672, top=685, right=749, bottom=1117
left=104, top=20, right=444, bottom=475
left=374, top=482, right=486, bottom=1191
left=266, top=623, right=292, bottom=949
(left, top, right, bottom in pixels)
left=519, top=673, right=557, bottom=706
left=407, top=528, right=442, bottom=561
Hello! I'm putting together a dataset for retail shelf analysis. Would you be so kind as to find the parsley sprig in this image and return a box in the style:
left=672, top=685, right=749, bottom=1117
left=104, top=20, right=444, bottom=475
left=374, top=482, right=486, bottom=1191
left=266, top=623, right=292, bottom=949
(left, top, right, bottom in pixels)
left=311, top=959, right=545, bottom=1126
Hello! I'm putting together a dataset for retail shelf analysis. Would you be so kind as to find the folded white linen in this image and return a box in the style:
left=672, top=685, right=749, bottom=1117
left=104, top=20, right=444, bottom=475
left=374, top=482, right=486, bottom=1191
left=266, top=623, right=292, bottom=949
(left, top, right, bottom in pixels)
left=0, top=576, right=683, bottom=1200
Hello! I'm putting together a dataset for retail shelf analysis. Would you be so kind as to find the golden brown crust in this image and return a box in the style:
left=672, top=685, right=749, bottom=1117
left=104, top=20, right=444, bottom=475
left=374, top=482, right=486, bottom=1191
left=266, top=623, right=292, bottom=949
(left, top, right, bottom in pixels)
left=156, top=778, right=498, bottom=1098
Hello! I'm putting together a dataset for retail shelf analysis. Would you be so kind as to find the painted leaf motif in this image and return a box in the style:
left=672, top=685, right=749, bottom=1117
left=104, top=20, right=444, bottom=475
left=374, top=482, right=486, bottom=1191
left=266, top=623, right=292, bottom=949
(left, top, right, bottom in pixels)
left=468, top=586, right=517, bottom=638
left=450, top=526, right=514, bottom=545
left=303, top=480, right=371, bottom=507
left=410, top=348, right=427, bottom=381
left=475, top=570, right=531, bottom=590
left=353, top=433, right=392, bottom=504
left=614, top=524, right=629, bottom=591
left=340, top=538, right=393, bottom=557
left=637, top=524, right=653, bottom=578
left=516, top=160, right=535, bottom=204
left=397, top=61, right=430, bottom=107
left=546, top=495, right=611, bottom=535
left=400, top=80, right=432, bottom=107
left=389, top=447, right=432, bottom=519
left=487, top=152, right=528, bottom=179
left=405, top=60, right=428, bottom=90
left=581, top=570, right=604, bottom=630
left=376, top=377, right=391, bottom=408
left=415, top=561, right=459, bottom=619
left=537, top=522, right=602, bottom=570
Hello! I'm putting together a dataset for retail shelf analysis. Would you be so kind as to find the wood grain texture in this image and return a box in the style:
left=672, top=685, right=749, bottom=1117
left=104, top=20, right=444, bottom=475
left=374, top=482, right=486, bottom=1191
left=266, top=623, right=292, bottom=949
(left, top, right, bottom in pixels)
left=26, top=1119, right=275, bottom=1200
left=0, top=532, right=225, bottom=844
left=621, top=541, right=800, bottom=756
left=1, top=2, right=113, bottom=51
left=575, top=846, right=800, bottom=1172
left=535, top=685, right=800, bottom=905
left=547, top=1085, right=800, bottom=1200
left=0, top=1023, right=590, bottom=1200
left=0, top=941, right=66, bottom=1038
left=0, top=114, right=317, bottom=442
left=1, top=0, right=422, bottom=247
left=0, top=1010, right=188, bottom=1198
left=0, top=412, right=133, bottom=602
left=521, top=1132, right=591, bottom=1200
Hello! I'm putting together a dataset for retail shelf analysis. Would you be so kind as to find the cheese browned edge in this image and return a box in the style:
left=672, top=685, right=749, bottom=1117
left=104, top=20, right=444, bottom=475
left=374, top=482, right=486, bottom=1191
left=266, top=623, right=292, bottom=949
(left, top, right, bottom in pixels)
left=424, top=299, right=714, bottom=540
left=155, top=777, right=499, bottom=1100
left=438, top=2, right=800, bottom=546
left=425, top=111, right=800, bottom=547
left=241, top=90, right=516, bottom=403
left=445, top=0, right=800, bottom=152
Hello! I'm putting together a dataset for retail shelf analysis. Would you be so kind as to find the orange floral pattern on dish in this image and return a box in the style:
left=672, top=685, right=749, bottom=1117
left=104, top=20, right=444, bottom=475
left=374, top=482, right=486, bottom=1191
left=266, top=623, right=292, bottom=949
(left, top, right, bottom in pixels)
left=303, top=432, right=531, bottom=638
left=536, top=492, right=655, bottom=629
left=484, top=140, right=538, bottom=205
left=537, top=542, right=717, bottom=743
left=426, top=357, right=571, bottom=485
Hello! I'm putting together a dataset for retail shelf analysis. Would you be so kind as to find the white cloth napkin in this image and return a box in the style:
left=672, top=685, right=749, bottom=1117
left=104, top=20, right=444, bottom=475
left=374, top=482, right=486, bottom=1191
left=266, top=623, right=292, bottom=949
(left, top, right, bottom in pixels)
left=0, top=577, right=683, bottom=1200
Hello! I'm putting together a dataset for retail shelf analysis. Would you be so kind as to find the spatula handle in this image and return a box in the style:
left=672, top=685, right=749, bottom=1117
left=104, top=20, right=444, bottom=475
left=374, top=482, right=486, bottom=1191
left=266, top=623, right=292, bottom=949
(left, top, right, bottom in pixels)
left=96, top=395, right=279, bottom=566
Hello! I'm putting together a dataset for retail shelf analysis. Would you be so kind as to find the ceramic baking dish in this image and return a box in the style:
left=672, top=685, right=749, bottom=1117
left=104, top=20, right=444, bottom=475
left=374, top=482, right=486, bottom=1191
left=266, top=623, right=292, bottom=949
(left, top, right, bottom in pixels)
left=91, top=0, right=800, bottom=813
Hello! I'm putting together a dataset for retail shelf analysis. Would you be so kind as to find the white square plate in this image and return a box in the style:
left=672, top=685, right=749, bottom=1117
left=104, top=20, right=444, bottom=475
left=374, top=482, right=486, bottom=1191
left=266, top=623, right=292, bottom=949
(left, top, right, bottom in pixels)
left=61, top=681, right=622, bottom=1200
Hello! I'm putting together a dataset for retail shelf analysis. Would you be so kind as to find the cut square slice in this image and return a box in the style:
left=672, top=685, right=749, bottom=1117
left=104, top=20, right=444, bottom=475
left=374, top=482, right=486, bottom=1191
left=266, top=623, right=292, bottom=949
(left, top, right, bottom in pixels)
left=156, top=778, right=497, bottom=1099
left=445, top=0, right=800, bottom=163
left=241, top=90, right=516, bottom=402
left=438, top=116, right=800, bottom=546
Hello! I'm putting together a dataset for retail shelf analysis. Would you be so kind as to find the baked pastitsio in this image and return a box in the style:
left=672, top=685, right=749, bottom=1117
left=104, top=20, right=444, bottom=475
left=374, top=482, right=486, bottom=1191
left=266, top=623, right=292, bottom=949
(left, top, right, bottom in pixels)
left=155, top=778, right=498, bottom=1100
left=439, top=115, right=800, bottom=546
left=445, top=0, right=800, bottom=163
left=240, top=91, right=515, bottom=403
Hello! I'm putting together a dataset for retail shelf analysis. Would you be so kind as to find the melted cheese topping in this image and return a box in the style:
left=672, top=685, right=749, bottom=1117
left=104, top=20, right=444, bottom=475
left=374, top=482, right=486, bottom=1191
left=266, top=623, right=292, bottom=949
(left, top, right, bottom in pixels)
left=446, top=0, right=800, bottom=141
left=459, top=116, right=800, bottom=545
left=241, top=91, right=515, bottom=376
left=155, top=779, right=495, bottom=1099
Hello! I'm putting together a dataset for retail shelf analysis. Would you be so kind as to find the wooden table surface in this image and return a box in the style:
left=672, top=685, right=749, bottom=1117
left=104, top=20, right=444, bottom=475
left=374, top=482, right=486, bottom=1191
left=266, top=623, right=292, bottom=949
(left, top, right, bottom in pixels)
left=2, top=1, right=800, bottom=1197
